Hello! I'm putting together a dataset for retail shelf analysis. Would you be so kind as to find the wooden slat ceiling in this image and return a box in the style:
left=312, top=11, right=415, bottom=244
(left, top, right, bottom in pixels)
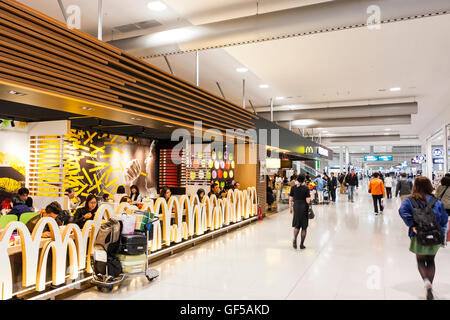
left=0, top=0, right=257, bottom=134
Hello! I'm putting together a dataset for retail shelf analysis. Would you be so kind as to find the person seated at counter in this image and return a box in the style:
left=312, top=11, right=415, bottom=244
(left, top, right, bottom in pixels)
left=130, top=184, right=143, bottom=203
left=18, top=187, right=34, bottom=211
left=73, top=194, right=98, bottom=229
left=113, top=185, right=127, bottom=204
left=119, top=196, right=133, bottom=204
left=26, top=201, right=64, bottom=237
left=66, top=187, right=81, bottom=211
left=8, top=197, right=32, bottom=219
left=219, top=189, right=227, bottom=199
left=102, top=193, right=111, bottom=203
left=196, top=188, right=205, bottom=202
left=208, top=183, right=220, bottom=198
left=234, top=182, right=241, bottom=190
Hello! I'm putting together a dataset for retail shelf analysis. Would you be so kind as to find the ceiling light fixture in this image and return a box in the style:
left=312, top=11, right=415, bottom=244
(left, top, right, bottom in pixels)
left=236, top=67, right=248, bottom=73
left=81, top=106, right=94, bottom=111
left=389, top=87, right=401, bottom=92
left=259, top=84, right=269, bottom=89
left=165, top=124, right=174, bottom=128
left=275, top=96, right=285, bottom=100
left=8, top=90, right=26, bottom=96
left=147, top=1, right=167, bottom=11
left=131, top=117, right=142, bottom=121
left=384, top=128, right=392, bottom=131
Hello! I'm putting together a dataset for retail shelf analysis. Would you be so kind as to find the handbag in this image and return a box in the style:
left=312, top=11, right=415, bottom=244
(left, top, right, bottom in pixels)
left=308, top=205, right=315, bottom=219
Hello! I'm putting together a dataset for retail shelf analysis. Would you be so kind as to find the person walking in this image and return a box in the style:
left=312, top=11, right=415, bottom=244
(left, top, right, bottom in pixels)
left=396, top=173, right=413, bottom=202
left=398, top=176, right=448, bottom=300
left=368, top=172, right=386, bottom=215
left=384, top=173, right=394, bottom=199
left=339, top=172, right=346, bottom=194
left=275, top=173, right=283, bottom=201
left=314, top=175, right=326, bottom=204
left=329, top=172, right=338, bottom=203
left=345, top=169, right=359, bottom=202
left=289, top=174, right=311, bottom=250
left=436, top=176, right=450, bottom=216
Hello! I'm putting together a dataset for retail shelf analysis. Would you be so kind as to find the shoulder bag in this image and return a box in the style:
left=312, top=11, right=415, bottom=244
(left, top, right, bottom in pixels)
left=308, top=205, right=315, bottom=219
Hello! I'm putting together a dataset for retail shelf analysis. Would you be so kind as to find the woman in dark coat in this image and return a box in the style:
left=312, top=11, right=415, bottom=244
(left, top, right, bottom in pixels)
left=73, top=194, right=98, bottom=229
left=289, top=174, right=311, bottom=250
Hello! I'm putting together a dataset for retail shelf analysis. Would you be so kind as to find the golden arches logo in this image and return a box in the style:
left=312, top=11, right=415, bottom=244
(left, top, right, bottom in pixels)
left=0, top=188, right=258, bottom=300
left=306, top=146, right=314, bottom=154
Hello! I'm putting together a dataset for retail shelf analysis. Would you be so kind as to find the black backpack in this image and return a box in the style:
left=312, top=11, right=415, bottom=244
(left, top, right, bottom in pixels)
left=410, top=197, right=444, bottom=246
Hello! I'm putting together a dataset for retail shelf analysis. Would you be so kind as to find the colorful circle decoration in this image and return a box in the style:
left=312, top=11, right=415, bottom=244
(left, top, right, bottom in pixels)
left=218, top=170, right=223, bottom=179
left=209, top=159, right=214, bottom=168
left=225, top=162, right=231, bottom=170
left=193, top=160, right=199, bottom=169
left=223, top=171, right=228, bottom=179
left=199, top=171, right=204, bottom=179
left=218, top=151, right=223, bottom=159
left=212, top=170, right=217, bottom=179
left=220, top=181, right=225, bottom=188
left=232, top=180, right=235, bottom=185
left=220, top=161, right=225, bottom=169
left=206, top=171, right=211, bottom=180
left=228, top=153, right=234, bottom=161
left=224, top=151, right=228, bottom=159
left=231, top=161, right=235, bottom=169
left=190, top=172, right=196, bottom=180
left=214, top=161, right=220, bottom=170
left=212, top=151, right=216, bottom=160
left=201, top=159, right=206, bottom=168
left=229, top=170, right=234, bottom=178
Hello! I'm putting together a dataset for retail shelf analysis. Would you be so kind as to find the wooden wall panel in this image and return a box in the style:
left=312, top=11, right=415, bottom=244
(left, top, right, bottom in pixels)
left=0, top=0, right=257, bottom=133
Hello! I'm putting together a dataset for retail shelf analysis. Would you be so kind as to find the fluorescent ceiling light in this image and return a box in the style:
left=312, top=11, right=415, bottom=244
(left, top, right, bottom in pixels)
left=275, top=96, right=285, bottom=100
left=389, top=87, right=401, bottom=92
left=384, top=128, right=392, bottom=131
left=150, top=27, right=194, bottom=44
left=147, top=1, right=167, bottom=11
left=236, top=67, right=248, bottom=73
left=259, top=84, right=269, bottom=89
left=292, top=119, right=317, bottom=127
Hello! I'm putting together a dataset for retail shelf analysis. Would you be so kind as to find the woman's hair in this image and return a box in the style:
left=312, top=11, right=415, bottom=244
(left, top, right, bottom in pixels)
left=84, top=194, right=98, bottom=212
left=197, top=188, right=205, bottom=199
left=160, top=186, right=170, bottom=198
left=102, top=193, right=109, bottom=201
left=411, top=176, right=434, bottom=203
left=441, top=176, right=450, bottom=187
left=297, top=174, right=306, bottom=184
left=130, top=185, right=139, bottom=196
left=45, top=201, right=62, bottom=216
left=117, top=185, right=125, bottom=194
left=120, top=196, right=131, bottom=203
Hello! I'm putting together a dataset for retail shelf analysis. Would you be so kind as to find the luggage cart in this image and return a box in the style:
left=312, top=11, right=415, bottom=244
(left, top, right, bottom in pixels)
left=323, top=188, right=330, bottom=205
left=280, top=185, right=291, bottom=203
left=91, top=216, right=160, bottom=292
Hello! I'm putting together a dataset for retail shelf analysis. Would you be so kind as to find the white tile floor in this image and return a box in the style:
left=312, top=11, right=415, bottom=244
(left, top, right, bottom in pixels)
left=68, top=181, right=450, bottom=300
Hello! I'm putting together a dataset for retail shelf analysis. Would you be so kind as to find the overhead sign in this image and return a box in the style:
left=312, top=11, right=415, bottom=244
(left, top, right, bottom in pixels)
left=266, top=158, right=281, bottom=169
left=317, top=146, right=329, bottom=157
left=433, top=158, right=444, bottom=164
left=364, top=155, right=393, bottom=162
left=432, top=148, right=444, bottom=157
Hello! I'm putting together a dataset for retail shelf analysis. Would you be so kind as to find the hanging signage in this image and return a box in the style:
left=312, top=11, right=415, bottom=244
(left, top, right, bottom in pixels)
left=364, top=155, right=393, bottom=162
left=364, top=155, right=379, bottom=162
left=317, top=146, right=329, bottom=157
left=432, top=148, right=444, bottom=157
left=378, top=155, right=393, bottom=161
left=433, top=158, right=444, bottom=164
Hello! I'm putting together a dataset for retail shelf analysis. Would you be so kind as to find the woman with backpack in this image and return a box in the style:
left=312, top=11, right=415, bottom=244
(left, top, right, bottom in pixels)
left=398, top=176, right=448, bottom=300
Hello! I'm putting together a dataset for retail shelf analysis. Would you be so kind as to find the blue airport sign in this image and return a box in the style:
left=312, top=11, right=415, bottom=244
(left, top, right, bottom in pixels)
left=433, top=158, right=444, bottom=164
left=364, top=155, right=393, bottom=162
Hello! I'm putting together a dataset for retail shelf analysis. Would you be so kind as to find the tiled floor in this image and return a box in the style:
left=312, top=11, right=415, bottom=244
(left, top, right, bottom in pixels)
left=68, top=181, right=450, bottom=300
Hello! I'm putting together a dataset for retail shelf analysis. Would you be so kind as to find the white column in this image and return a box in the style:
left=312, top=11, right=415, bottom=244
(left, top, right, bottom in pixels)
left=345, top=147, right=350, bottom=171
left=339, top=146, right=343, bottom=172
left=444, top=125, right=449, bottom=174
left=426, top=138, right=433, bottom=180
left=97, top=0, right=103, bottom=40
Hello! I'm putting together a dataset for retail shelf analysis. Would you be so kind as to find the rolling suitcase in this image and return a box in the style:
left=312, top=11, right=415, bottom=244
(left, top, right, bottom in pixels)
left=119, top=234, right=147, bottom=255
left=114, top=253, right=147, bottom=274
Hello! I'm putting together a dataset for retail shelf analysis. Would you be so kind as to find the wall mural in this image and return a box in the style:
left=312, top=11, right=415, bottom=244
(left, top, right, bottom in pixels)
left=0, top=120, right=28, bottom=205
left=0, top=188, right=258, bottom=300
left=63, top=130, right=157, bottom=198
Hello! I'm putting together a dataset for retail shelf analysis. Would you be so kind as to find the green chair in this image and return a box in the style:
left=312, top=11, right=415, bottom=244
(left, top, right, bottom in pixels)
left=19, top=212, right=40, bottom=225
left=0, top=215, right=18, bottom=230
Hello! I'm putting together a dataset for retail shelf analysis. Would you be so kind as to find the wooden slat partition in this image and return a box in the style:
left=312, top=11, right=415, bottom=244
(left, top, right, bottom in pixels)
left=0, top=0, right=257, bottom=132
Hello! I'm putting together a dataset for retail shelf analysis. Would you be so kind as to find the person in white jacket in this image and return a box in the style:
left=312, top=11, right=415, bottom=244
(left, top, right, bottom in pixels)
left=384, top=174, right=394, bottom=199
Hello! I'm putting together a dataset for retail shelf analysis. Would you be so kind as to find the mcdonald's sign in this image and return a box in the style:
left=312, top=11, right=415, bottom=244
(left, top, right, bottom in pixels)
left=305, top=146, right=314, bottom=154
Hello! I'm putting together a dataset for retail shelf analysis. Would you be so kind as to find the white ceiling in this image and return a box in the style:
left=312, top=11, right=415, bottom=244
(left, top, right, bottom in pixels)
left=16, top=0, right=450, bottom=148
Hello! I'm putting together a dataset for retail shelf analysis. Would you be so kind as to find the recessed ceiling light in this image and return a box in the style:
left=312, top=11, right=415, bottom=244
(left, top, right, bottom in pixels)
left=322, top=131, right=329, bottom=133
left=389, top=87, right=401, bottom=92
left=131, top=117, right=142, bottom=121
left=8, top=90, right=26, bottom=96
left=236, top=67, right=248, bottom=73
left=275, top=96, right=285, bottom=100
left=259, top=84, right=269, bottom=89
left=81, top=106, right=94, bottom=111
left=147, top=1, right=167, bottom=11
left=165, top=124, right=174, bottom=128
left=384, top=133, right=390, bottom=135
left=384, top=128, right=392, bottom=131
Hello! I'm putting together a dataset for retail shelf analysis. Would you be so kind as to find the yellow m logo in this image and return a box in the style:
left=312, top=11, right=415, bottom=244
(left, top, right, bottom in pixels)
left=306, top=146, right=314, bottom=154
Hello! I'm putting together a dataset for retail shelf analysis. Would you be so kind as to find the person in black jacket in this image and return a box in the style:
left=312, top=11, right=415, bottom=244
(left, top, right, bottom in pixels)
left=18, top=187, right=33, bottom=211
left=344, top=169, right=359, bottom=202
left=26, top=201, right=64, bottom=237
left=329, top=172, right=338, bottom=203
left=73, top=194, right=98, bottom=229
left=8, top=197, right=32, bottom=219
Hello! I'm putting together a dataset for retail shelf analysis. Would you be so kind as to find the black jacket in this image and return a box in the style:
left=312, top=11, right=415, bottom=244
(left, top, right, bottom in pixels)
left=345, top=173, right=359, bottom=187
left=73, top=207, right=96, bottom=229
left=329, top=176, right=338, bottom=189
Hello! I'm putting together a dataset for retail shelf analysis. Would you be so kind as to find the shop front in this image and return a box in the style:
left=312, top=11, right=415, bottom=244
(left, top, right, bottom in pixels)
left=0, top=0, right=260, bottom=300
